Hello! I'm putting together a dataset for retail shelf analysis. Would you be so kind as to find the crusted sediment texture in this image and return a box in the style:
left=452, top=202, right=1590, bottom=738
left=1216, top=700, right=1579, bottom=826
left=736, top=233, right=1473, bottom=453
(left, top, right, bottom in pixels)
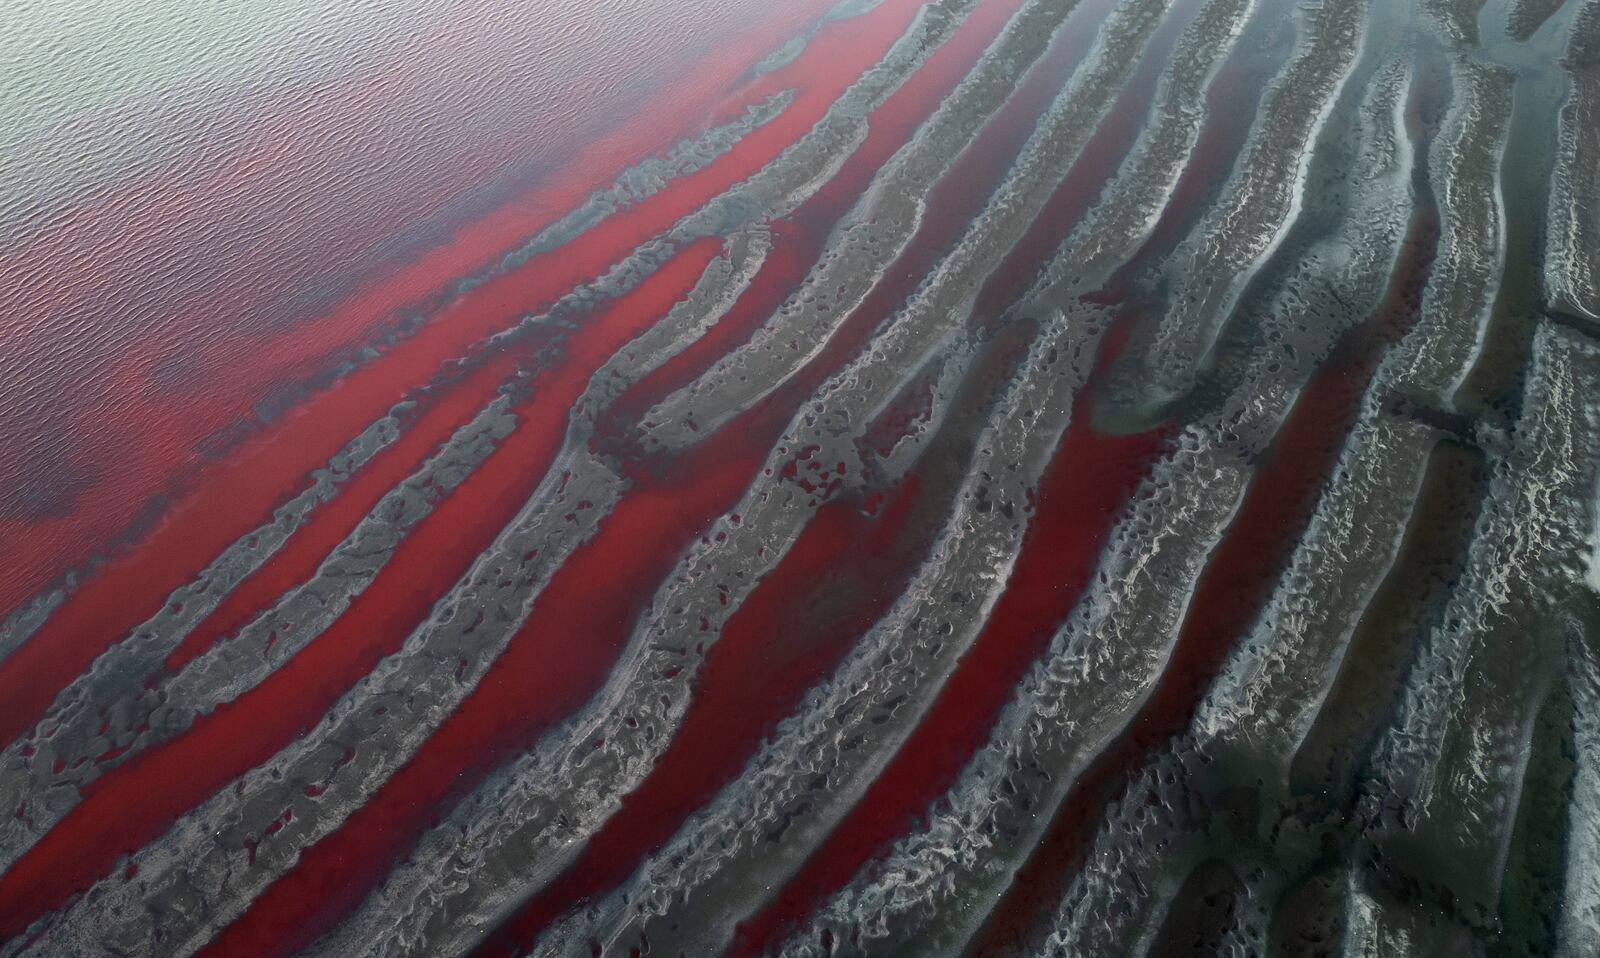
left=311, top=223, right=981, bottom=957
left=0, top=80, right=809, bottom=879
left=1043, top=323, right=1600, bottom=957
left=1041, top=0, right=1257, bottom=284
left=530, top=0, right=1223, bottom=950
left=6, top=0, right=1600, bottom=954
left=1506, top=0, right=1567, bottom=40
left=781, top=421, right=1254, bottom=957
left=642, top=0, right=1093, bottom=447
left=3, top=1, right=1033, bottom=952
left=0, top=392, right=509, bottom=874
left=1140, top=0, right=1368, bottom=399
left=1384, top=58, right=1513, bottom=402
left=1425, top=0, right=1490, bottom=45
left=1194, top=53, right=1468, bottom=772
left=0, top=406, right=403, bottom=790
left=301, top=239, right=793, bottom=958
left=766, top=0, right=1296, bottom=950
left=1340, top=871, right=1484, bottom=956
left=297, top=0, right=1159, bottom=951
left=535, top=307, right=1103, bottom=958
left=0, top=590, right=64, bottom=670
left=1364, top=322, right=1600, bottom=923
left=1562, top=615, right=1600, bottom=957
left=3, top=237, right=758, bottom=957
left=1039, top=33, right=1531, bottom=953
left=9, top=410, right=623, bottom=958
left=494, top=94, right=795, bottom=277
left=1546, top=0, right=1600, bottom=323
left=874, top=56, right=1405, bottom=958
left=0, top=91, right=796, bottom=679
left=1036, top=43, right=1427, bottom=955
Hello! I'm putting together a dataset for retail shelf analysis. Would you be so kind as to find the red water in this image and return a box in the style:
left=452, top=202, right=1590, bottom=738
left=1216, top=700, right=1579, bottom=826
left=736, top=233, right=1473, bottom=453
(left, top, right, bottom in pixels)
left=0, top=0, right=839, bottom=617
left=0, top=1, right=1362, bottom=955
left=472, top=473, right=930, bottom=957
left=193, top=2, right=1062, bottom=953
left=0, top=241, right=728, bottom=942
left=717, top=0, right=1204, bottom=944
left=0, top=0, right=902, bottom=748
left=968, top=50, right=1450, bottom=957
left=727, top=310, right=1173, bottom=955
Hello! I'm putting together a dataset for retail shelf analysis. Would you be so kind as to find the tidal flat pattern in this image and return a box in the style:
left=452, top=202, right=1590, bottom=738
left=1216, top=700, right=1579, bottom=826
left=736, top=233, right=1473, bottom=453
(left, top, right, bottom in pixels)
left=0, top=0, right=1598, bottom=954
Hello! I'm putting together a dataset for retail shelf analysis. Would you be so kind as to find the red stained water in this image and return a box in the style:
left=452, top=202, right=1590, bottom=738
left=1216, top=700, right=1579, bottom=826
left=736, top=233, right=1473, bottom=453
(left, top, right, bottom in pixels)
left=452, top=9, right=1167, bottom=944
left=483, top=303, right=1066, bottom=958
left=968, top=69, right=1448, bottom=958
left=716, top=2, right=1202, bottom=943
left=472, top=474, right=930, bottom=957
left=0, top=0, right=1414, bottom=954
left=0, top=241, right=726, bottom=942
left=186, top=2, right=1043, bottom=952
left=482, top=324, right=1043, bottom=958
left=631, top=0, right=1071, bottom=463
left=728, top=315, right=1173, bottom=956
left=869, top=0, right=1121, bottom=308
left=160, top=343, right=531, bottom=674
left=970, top=0, right=1204, bottom=330
left=608, top=0, right=1034, bottom=433
left=0, top=0, right=920, bottom=746
left=197, top=403, right=776, bottom=958
left=0, top=0, right=838, bottom=620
